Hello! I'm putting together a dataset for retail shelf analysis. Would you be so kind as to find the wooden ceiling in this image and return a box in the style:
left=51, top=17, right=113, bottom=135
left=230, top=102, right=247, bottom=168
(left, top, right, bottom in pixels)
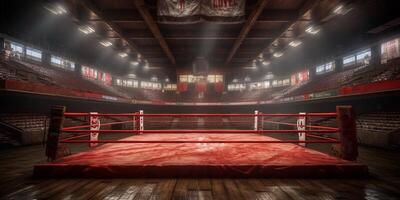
left=65, top=0, right=345, bottom=73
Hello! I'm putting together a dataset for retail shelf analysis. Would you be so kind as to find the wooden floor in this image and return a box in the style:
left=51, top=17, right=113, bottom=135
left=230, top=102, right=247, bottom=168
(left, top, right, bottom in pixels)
left=1, top=143, right=400, bottom=199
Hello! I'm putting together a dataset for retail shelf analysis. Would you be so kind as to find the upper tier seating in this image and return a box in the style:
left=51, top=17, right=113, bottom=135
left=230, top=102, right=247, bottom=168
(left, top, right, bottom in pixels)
left=285, top=61, right=400, bottom=98
left=1, top=59, right=125, bottom=98
left=2, top=55, right=400, bottom=103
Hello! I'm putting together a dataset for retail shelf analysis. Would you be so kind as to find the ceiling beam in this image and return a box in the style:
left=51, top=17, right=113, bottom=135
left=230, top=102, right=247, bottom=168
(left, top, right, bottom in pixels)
left=79, top=0, right=141, bottom=54
left=257, top=10, right=299, bottom=22
left=133, top=0, right=176, bottom=66
left=224, top=0, right=270, bottom=66
left=252, top=0, right=319, bottom=66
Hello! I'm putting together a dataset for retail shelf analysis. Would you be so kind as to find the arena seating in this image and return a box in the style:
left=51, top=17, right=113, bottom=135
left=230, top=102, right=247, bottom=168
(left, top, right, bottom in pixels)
left=2, top=55, right=400, bottom=104
left=1, top=59, right=125, bottom=98
left=0, top=114, right=48, bottom=131
left=284, top=61, right=400, bottom=98
left=0, top=114, right=48, bottom=146
left=356, top=112, right=400, bottom=148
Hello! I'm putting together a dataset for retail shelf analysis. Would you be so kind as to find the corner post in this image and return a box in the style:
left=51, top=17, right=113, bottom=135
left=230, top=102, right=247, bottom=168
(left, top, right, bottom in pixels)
left=139, top=110, right=144, bottom=134
left=89, top=112, right=100, bottom=147
left=336, top=106, right=358, bottom=161
left=297, top=112, right=307, bottom=146
left=45, top=106, right=65, bottom=161
left=254, top=110, right=259, bottom=130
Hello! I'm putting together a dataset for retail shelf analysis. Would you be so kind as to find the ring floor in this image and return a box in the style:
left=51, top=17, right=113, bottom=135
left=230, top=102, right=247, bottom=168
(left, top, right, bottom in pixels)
left=1, top=134, right=400, bottom=199
left=34, top=133, right=366, bottom=178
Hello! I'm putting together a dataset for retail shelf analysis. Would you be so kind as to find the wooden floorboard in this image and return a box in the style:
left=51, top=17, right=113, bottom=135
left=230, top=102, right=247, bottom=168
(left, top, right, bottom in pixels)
left=0, top=143, right=400, bottom=199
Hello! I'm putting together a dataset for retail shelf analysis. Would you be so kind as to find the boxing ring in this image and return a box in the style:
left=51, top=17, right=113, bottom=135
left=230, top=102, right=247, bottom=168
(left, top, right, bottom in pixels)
left=33, top=106, right=368, bottom=178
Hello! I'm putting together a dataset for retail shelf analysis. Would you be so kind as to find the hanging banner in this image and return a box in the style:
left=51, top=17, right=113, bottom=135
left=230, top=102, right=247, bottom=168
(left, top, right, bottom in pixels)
left=177, top=82, right=189, bottom=92
left=196, top=81, right=207, bottom=92
left=214, top=82, right=224, bottom=92
left=158, top=0, right=245, bottom=24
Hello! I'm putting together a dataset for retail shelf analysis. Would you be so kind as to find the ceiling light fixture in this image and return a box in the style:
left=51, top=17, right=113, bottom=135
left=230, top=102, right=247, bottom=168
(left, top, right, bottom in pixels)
left=78, top=25, right=95, bottom=34
left=262, top=61, right=270, bottom=66
left=333, top=5, right=344, bottom=15
left=44, top=4, right=67, bottom=15
left=118, top=52, right=128, bottom=58
left=127, top=73, right=136, bottom=78
left=305, top=25, right=320, bottom=35
left=273, top=52, right=283, bottom=58
left=151, top=76, right=158, bottom=82
left=289, top=40, right=302, bottom=47
left=100, top=40, right=112, bottom=47
left=130, top=61, right=139, bottom=66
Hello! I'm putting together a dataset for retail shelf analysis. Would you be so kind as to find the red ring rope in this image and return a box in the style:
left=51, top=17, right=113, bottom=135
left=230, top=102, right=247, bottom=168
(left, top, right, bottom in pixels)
left=63, top=120, right=136, bottom=130
left=64, top=113, right=338, bottom=117
left=262, top=120, right=338, bottom=131
left=61, top=129, right=338, bottom=133
left=60, top=140, right=340, bottom=144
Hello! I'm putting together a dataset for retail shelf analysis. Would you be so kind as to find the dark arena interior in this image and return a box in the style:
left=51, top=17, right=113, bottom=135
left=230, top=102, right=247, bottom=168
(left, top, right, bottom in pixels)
left=1, top=0, right=400, bottom=199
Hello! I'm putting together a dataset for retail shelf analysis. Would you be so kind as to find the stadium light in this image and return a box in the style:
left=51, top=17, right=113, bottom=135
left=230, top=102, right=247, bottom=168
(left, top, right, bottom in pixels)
left=118, top=52, right=128, bottom=58
left=44, top=4, right=67, bottom=15
left=100, top=40, right=112, bottom=47
left=289, top=40, right=302, bottom=47
left=262, top=61, right=270, bottom=66
left=130, top=61, right=139, bottom=66
left=127, top=73, right=136, bottom=78
left=151, top=76, right=158, bottom=82
left=273, top=52, right=283, bottom=58
left=333, top=4, right=344, bottom=14
left=305, top=25, right=320, bottom=35
left=78, top=25, right=95, bottom=34
left=333, top=4, right=351, bottom=15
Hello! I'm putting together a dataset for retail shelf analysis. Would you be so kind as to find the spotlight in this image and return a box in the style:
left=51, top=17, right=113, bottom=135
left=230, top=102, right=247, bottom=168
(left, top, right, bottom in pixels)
left=257, top=54, right=264, bottom=61
left=333, top=4, right=344, bottom=15
left=127, top=73, right=136, bottom=78
left=305, top=25, right=320, bottom=35
left=118, top=52, right=128, bottom=58
left=143, top=61, right=150, bottom=71
left=165, top=78, right=170, bottom=83
left=273, top=52, right=283, bottom=58
left=44, top=4, right=67, bottom=15
left=262, top=61, right=270, bottom=66
left=289, top=40, right=302, bottom=47
left=252, top=60, right=258, bottom=68
left=78, top=25, right=95, bottom=34
left=151, top=76, right=158, bottom=82
left=265, top=73, right=274, bottom=80
left=130, top=61, right=139, bottom=66
left=100, top=40, right=112, bottom=47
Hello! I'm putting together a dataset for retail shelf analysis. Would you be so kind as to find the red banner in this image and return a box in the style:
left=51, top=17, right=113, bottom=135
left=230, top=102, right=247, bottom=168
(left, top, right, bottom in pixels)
left=177, top=82, right=188, bottom=92
left=196, top=82, right=207, bottom=92
left=214, top=82, right=224, bottom=92
left=340, top=79, right=400, bottom=95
